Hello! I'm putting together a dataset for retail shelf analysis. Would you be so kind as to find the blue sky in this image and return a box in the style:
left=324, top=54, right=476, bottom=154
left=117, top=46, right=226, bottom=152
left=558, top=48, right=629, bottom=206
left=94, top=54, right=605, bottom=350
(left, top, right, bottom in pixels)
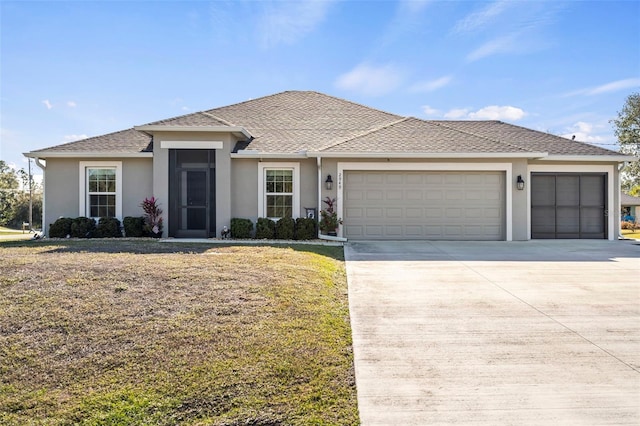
left=1, top=0, right=639, bottom=179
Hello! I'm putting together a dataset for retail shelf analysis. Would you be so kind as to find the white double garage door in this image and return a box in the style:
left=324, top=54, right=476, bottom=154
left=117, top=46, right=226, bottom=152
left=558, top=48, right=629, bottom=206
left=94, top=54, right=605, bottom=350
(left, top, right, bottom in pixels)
left=342, top=170, right=505, bottom=240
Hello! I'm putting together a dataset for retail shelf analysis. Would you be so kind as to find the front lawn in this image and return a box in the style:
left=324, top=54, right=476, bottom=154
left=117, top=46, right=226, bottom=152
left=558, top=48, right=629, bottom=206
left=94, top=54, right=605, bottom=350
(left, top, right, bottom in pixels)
left=0, top=240, right=358, bottom=425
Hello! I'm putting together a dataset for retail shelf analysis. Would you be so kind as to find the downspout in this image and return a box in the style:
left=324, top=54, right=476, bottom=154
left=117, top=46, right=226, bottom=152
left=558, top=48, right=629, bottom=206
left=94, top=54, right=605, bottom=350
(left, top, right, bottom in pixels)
left=33, top=158, right=46, bottom=235
left=317, top=156, right=322, bottom=239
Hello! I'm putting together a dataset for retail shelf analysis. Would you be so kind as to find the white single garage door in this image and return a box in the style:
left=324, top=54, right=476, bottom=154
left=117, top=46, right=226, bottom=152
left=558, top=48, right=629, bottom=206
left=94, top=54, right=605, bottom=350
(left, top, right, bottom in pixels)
left=343, top=171, right=505, bottom=240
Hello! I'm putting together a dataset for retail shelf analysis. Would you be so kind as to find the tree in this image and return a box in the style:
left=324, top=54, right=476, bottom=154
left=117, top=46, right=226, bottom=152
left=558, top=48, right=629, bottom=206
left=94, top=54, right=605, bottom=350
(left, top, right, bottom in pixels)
left=0, top=160, right=19, bottom=225
left=0, top=160, right=43, bottom=229
left=612, top=92, right=640, bottom=192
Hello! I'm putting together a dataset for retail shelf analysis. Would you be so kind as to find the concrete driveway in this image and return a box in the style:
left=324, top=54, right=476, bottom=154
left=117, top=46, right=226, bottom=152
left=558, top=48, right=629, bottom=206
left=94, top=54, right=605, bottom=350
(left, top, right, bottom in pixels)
left=345, top=240, right=640, bottom=425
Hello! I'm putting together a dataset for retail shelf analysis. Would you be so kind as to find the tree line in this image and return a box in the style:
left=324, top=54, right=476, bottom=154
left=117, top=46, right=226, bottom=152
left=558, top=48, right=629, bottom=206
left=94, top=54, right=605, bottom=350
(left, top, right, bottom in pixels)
left=0, top=160, right=42, bottom=229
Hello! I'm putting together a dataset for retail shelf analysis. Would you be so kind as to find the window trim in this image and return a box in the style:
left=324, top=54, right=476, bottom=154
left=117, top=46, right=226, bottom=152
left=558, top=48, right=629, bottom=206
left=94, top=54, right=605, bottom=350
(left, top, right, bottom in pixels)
left=79, top=161, right=122, bottom=219
left=258, top=162, right=300, bottom=219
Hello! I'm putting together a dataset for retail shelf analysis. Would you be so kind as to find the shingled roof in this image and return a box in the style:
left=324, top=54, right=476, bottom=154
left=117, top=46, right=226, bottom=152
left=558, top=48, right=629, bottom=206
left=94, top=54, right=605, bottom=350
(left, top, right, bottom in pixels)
left=28, top=128, right=152, bottom=155
left=26, top=90, right=624, bottom=158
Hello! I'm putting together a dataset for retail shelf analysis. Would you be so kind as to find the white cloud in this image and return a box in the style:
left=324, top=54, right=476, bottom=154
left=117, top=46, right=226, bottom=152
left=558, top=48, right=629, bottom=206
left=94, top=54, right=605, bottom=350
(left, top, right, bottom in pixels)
left=63, top=134, right=88, bottom=142
left=466, top=34, right=518, bottom=62
left=453, top=0, right=510, bottom=34
left=469, top=105, right=525, bottom=121
left=410, top=75, right=452, bottom=93
left=258, top=0, right=334, bottom=48
left=444, top=108, right=470, bottom=119
left=560, top=121, right=608, bottom=144
left=399, top=0, right=432, bottom=14
left=422, top=105, right=440, bottom=116
left=42, top=100, right=53, bottom=110
left=67, top=101, right=77, bottom=107
left=565, top=78, right=640, bottom=97
left=442, top=105, right=526, bottom=121
left=335, top=63, right=405, bottom=96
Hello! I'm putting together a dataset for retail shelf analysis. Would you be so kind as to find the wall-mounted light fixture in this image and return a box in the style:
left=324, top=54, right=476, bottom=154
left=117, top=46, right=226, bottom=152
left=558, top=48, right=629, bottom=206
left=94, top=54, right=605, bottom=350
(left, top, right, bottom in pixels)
left=517, top=175, right=525, bottom=190
left=325, top=174, right=333, bottom=190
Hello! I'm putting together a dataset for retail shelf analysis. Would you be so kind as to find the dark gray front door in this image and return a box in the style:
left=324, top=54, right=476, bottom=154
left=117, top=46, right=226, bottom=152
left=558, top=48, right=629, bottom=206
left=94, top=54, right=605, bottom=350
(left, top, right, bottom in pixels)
left=169, top=150, right=216, bottom=238
left=531, top=173, right=606, bottom=239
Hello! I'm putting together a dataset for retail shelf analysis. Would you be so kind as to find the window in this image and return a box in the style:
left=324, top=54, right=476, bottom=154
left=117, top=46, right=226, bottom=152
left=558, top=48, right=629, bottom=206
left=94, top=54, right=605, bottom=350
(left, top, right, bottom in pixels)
left=266, top=169, right=293, bottom=217
left=79, top=162, right=122, bottom=219
left=258, top=163, right=300, bottom=219
left=88, top=168, right=116, bottom=217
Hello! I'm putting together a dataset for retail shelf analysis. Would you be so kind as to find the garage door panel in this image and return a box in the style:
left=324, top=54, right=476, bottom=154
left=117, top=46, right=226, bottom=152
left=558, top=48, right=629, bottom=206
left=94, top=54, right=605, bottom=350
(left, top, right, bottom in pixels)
left=344, top=171, right=505, bottom=240
left=345, top=189, right=364, bottom=201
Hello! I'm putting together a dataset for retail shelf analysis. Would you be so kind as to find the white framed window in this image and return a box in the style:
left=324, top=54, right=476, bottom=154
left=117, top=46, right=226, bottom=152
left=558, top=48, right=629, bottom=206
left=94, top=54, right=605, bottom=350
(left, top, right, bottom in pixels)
left=79, top=161, right=122, bottom=219
left=258, top=162, right=300, bottom=219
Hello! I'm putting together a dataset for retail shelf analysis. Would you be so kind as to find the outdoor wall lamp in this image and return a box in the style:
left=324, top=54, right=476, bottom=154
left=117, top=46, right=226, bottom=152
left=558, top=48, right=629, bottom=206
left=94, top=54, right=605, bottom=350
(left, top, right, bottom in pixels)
left=325, top=174, right=333, bottom=190
left=517, top=175, right=525, bottom=190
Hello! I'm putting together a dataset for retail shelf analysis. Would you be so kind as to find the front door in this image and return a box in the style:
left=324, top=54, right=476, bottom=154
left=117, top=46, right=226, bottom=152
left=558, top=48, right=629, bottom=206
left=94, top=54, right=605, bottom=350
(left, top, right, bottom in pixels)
left=169, top=150, right=216, bottom=238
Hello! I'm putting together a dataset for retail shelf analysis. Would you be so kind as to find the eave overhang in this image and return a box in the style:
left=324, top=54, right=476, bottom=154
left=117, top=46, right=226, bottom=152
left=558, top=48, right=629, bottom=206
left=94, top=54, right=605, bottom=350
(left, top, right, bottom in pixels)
left=134, top=125, right=252, bottom=139
left=537, top=154, right=635, bottom=162
left=306, top=151, right=550, bottom=159
left=230, top=151, right=307, bottom=159
left=24, top=151, right=153, bottom=159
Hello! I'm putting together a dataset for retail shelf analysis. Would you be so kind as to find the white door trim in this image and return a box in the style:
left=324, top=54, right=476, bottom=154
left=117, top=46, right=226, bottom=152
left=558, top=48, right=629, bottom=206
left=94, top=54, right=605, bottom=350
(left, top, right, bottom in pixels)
left=527, top=164, right=615, bottom=240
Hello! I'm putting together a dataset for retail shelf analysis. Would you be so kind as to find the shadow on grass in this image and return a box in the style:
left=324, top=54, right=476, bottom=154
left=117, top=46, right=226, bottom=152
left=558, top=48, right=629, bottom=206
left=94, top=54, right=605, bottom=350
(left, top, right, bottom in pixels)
left=0, top=239, right=345, bottom=260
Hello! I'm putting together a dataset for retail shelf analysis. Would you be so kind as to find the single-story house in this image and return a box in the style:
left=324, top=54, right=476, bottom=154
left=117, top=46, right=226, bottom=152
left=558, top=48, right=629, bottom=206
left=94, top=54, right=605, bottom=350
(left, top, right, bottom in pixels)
left=621, top=192, right=640, bottom=222
left=25, top=90, right=633, bottom=241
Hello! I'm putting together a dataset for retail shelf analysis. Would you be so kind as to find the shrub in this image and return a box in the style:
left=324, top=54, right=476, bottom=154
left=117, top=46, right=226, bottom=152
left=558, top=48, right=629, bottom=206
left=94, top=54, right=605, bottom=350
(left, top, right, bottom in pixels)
left=70, top=217, right=96, bottom=238
left=123, top=216, right=146, bottom=237
left=230, top=218, right=253, bottom=239
left=275, top=217, right=295, bottom=240
left=295, top=217, right=317, bottom=240
left=141, top=196, right=163, bottom=237
left=95, top=217, right=122, bottom=238
left=255, top=217, right=275, bottom=239
left=49, top=217, right=73, bottom=238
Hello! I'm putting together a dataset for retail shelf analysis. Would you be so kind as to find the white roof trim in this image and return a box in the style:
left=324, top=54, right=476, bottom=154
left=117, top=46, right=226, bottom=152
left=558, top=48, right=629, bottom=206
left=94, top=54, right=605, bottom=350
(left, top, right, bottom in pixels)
left=540, top=155, right=634, bottom=162
left=307, top=151, right=549, bottom=159
left=134, top=125, right=252, bottom=139
left=24, top=151, right=153, bottom=158
left=230, top=152, right=307, bottom=159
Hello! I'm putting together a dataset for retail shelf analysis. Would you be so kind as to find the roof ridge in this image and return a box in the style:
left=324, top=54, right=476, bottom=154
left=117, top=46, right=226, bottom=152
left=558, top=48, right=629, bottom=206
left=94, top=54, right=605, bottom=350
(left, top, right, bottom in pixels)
left=200, top=111, right=236, bottom=127
left=318, top=117, right=410, bottom=151
left=429, top=120, right=529, bottom=153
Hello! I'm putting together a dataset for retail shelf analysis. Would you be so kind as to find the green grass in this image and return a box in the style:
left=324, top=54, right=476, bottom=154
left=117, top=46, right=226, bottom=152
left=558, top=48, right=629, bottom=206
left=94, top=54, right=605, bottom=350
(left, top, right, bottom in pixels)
left=0, top=240, right=359, bottom=425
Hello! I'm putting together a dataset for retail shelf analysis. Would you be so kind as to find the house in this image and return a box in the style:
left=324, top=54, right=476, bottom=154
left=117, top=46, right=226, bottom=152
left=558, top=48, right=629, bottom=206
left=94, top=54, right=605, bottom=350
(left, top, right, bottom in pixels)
left=621, top=192, right=640, bottom=222
left=24, top=90, right=632, bottom=241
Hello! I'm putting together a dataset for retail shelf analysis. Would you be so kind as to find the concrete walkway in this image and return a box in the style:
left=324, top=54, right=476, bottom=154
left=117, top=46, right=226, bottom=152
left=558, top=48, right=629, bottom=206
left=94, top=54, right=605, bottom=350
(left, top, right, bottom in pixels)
left=345, top=240, right=640, bottom=425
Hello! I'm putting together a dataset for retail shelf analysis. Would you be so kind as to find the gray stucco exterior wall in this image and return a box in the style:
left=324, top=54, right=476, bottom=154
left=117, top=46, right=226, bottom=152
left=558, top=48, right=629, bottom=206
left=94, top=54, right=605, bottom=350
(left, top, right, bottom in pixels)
left=41, top=157, right=152, bottom=235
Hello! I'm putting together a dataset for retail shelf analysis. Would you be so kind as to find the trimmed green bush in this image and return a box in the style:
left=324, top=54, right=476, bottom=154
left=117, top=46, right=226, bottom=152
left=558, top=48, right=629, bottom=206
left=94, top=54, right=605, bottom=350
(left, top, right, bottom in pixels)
left=275, top=217, right=295, bottom=240
left=255, top=217, right=275, bottom=239
left=95, top=217, right=122, bottom=238
left=70, top=217, right=96, bottom=238
left=123, top=216, right=145, bottom=237
left=49, top=217, right=73, bottom=238
left=230, top=218, right=253, bottom=239
left=295, top=217, right=317, bottom=240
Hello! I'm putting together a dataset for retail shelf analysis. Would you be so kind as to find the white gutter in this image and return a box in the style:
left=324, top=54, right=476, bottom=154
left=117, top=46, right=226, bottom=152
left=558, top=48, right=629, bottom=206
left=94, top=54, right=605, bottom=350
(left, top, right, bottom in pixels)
left=541, top=155, right=635, bottom=162
left=134, top=125, right=252, bottom=139
left=230, top=152, right=307, bottom=159
left=23, top=152, right=153, bottom=158
left=306, top=151, right=549, bottom=159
